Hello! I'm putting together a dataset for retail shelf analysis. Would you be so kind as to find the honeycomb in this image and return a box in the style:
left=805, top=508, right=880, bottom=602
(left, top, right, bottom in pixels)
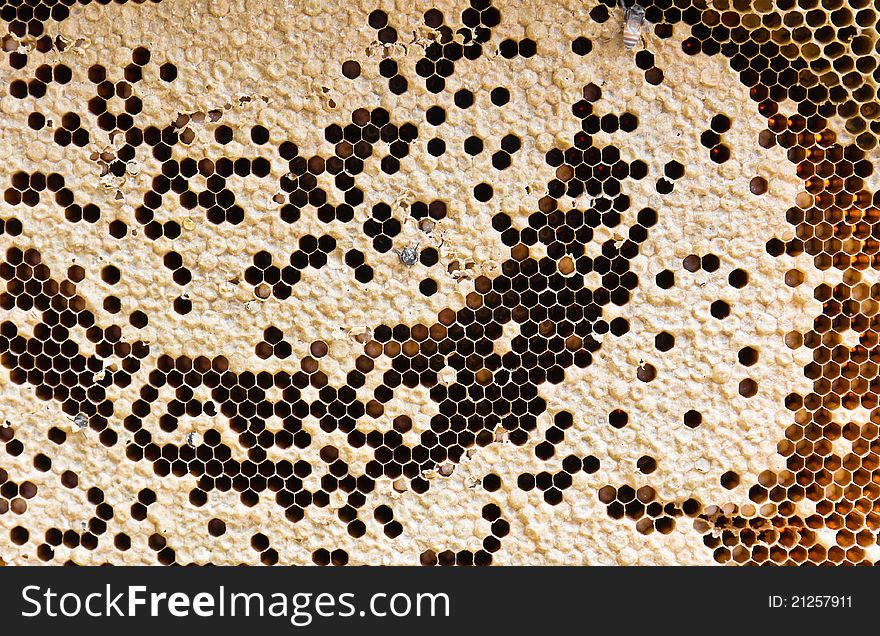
left=0, top=0, right=877, bottom=566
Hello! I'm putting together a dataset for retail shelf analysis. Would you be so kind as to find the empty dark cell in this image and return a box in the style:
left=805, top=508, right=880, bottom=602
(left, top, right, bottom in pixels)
left=710, top=300, right=730, bottom=319
left=174, top=297, right=192, bottom=315
left=251, top=533, right=270, bottom=551
left=701, top=254, right=720, bottom=272
left=517, top=472, right=537, bottom=491
left=710, top=144, right=730, bottom=163
left=543, top=488, right=563, bottom=505
left=101, top=265, right=120, bottom=285
left=535, top=441, right=555, bottom=460
left=700, top=130, right=720, bottom=149
left=720, top=471, right=740, bottom=489
left=499, top=39, right=519, bottom=58
left=728, top=268, right=748, bottom=288
left=572, top=36, right=592, bottom=55
left=581, top=114, right=600, bottom=134
left=389, top=75, right=408, bottom=95
left=130, top=310, right=148, bottom=329
left=635, top=50, right=654, bottom=70
left=738, top=346, right=759, bottom=366
left=88, top=64, right=107, bottom=84
left=379, top=59, right=398, bottom=78
left=368, top=10, right=388, bottom=29
left=27, top=112, right=45, bottom=130
left=656, top=179, right=674, bottom=194
left=128, top=46, right=150, bottom=66
left=98, top=113, right=116, bottom=132
left=378, top=27, right=397, bottom=44
left=462, top=5, right=480, bottom=27
left=664, top=161, right=685, bottom=180
left=9, top=80, right=27, bottom=99
left=619, top=112, right=638, bottom=132
left=683, top=410, right=702, bottom=428
left=738, top=378, right=758, bottom=398
left=33, top=454, right=51, bottom=471
left=427, top=138, right=446, bottom=156
left=500, top=134, right=521, bottom=153
left=600, top=114, right=619, bottom=133
left=9, top=53, right=26, bottom=70
left=420, top=248, right=439, bottom=266
left=608, top=409, right=628, bottom=429
left=172, top=268, right=192, bottom=285
left=582, top=455, right=600, bottom=474
left=481, top=4, right=501, bottom=27
left=10, top=526, right=28, bottom=545
left=354, top=265, right=373, bottom=283
left=492, top=152, right=511, bottom=170
left=682, top=37, right=701, bottom=55
left=749, top=176, right=768, bottom=195
left=435, top=59, right=455, bottom=77
left=159, top=63, right=177, bottom=82
left=583, top=1, right=610, bottom=23
left=96, top=80, right=115, bottom=101
left=416, top=58, right=435, bottom=77
left=473, top=183, right=493, bottom=202
left=214, top=126, right=233, bottom=144
left=765, top=238, right=785, bottom=257
left=4, top=189, right=21, bottom=206
left=482, top=473, right=501, bottom=492
left=312, top=549, right=331, bottom=566
left=35, top=64, right=52, bottom=83
left=341, top=60, right=361, bottom=79
left=234, top=158, right=252, bottom=177
left=424, top=8, right=443, bottom=27
left=347, top=520, right=366, bottom=538
left=654, top=331, right=675, bottom=352
left=317, top=235, right=336, bottom=253
left=398, top=122, right=417, bottom=142
left=163, top=251, right=183, bottom=270
left=345, top=250, right=365, bottom=268
left=381, top=156, right=400, bottom=175
left=464, top=136, right=483, bottom=155
left=261, top=549, right=279, bottom=565
left=54, top=129, right=72, bottom=146
left=710, top=114, right=731, bottom=133
left=637, top=456, right=657, bottom=474
left=103, top=296, right=121, bottom=313
left=68, top=264, right=85, bottom=282
left=419, top=278, right=438, bottom=296
left=250, top=125, right=270, bottom=145
left=644, top=68, right=664, bottom=85
left=454, top=89, right=474, bottom=109
left=425, top=75, right=445, bottom=93
left=655, top=269, right=674, bottom=289
left=519, top=39, right=537, bottom=57
left=629, top=160, right=648, bottom=179
left=124, top=64, right=142, bottom=83
left=490, top=87, right=510, bottom=106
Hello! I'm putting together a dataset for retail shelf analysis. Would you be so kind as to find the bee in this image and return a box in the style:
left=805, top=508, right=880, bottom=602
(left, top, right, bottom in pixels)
left=621, top=2, right=648, bottom=50
left=68, top=413, right=88, bottom=433
left=398, top=246, right=419, bottom=266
